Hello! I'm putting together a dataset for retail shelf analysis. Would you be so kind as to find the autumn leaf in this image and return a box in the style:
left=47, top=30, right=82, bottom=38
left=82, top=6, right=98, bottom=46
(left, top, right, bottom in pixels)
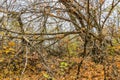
left=8, top=41, right=15, bottom=47
left=99, top=0, right=104, bottom=4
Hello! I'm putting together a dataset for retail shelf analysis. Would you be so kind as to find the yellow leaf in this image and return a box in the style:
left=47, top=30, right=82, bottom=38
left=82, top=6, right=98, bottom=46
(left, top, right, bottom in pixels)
left=8, top=41, right=15, bottom=47
left=8, top=48, right=15, bottom=51
left=4, top=49, right=10, bottom=54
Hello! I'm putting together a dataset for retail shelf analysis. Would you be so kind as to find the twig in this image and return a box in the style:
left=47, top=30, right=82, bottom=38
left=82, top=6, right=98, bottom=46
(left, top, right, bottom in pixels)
left=21, top=45, right=28, bottom=75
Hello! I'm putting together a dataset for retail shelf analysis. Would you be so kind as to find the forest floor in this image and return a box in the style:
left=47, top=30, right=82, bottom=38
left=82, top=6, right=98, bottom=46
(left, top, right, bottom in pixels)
left=1, top=54, right=120, bottom=80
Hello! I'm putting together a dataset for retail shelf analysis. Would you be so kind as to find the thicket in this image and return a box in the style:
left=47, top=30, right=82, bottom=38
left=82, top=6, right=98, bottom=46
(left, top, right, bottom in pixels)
left=0, top=0, right=120, bottom=80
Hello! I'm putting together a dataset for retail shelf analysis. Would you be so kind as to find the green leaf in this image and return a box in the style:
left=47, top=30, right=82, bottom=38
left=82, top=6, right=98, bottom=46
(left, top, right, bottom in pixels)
left=43, top=73, right=50, bottom=79
left=60, top=62, right=68, bottom=68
